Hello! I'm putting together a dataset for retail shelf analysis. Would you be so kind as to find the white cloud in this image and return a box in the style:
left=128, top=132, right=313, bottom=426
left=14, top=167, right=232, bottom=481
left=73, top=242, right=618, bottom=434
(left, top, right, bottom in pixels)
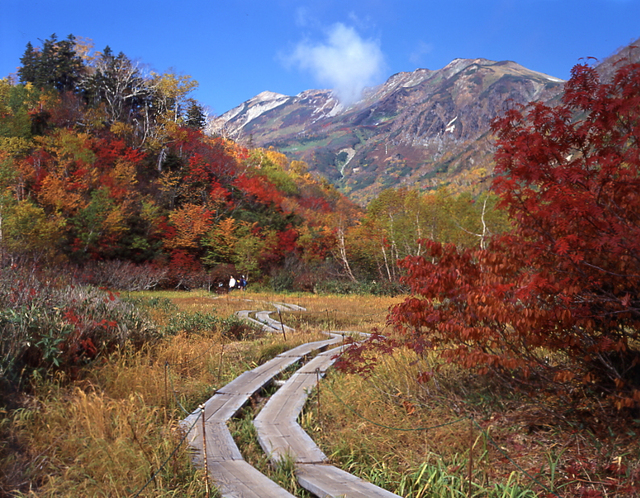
left=287, top=23, right=385, bottom=105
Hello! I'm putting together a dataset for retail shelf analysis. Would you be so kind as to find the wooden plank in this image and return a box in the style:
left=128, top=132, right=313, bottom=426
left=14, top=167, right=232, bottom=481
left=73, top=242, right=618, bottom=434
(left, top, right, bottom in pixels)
left=256, top=346, right=342, bottom=426
left=254, top=341, right=401, bottom=496
left=254, top=310, right=295, bottom=333
left=182, top=415, right=243, bottom=463
left=254, top=347, right=344, bottom=465
left=236, top=310, right=274, bottom=331
left=185, top=420, right=244, bottom=463
left=184, top=338, right=338, bottom=428
left=181, top=314, right=372, bottom=497
left=271, top=302, right=306, bottom=312
left=297, top=347, right=342, bottom=374
left=254, top=417, right=327, bottom=463
left=216, top=358, right=295, bottom=396
left=208, top=460, right=297, bottom=498
left=205, top=422, right=243, bottom=461
left=277, top=337, right=341, bottom=357
left=202, top=393, right=247, bottom=422
left=259, top=379, right=312, bottom=421
left=295, top=464, right=401, bottom=498
left=216, top=369, right=274, bottom=395
left=215, top=338, right=341, bottom=399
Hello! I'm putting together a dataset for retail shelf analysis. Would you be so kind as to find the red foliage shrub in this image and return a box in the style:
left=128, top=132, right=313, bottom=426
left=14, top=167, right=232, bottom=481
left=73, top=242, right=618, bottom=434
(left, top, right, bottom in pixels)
left=389, top=59, right=640, bottom=408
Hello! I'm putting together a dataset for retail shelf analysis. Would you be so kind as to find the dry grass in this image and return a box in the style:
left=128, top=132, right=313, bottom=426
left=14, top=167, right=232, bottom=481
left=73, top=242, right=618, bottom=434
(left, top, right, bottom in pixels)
left=305, top=343, right=640, bottom=497
left=260, top=291, right=399, bottom=333
left=5, top=289, right=638, bottom=497
left=0, top=290, right=337, bottom=497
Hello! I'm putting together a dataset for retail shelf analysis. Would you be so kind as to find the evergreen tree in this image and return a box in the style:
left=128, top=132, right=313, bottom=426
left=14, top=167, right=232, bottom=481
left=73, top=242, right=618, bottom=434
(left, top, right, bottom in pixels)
left=17, top=34, right=85, bottom=93
left=35, top=34, right=59, bottom=89
left=185, top=99, right=206, bottom=129
left=18, top=42, right=39, bottom=84
left=53, top=34, right=84, bottom=92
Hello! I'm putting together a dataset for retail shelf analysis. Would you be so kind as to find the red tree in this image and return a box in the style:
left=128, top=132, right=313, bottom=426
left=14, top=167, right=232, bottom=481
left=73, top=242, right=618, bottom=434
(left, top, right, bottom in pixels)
left=233, top=173, right=284, bottom=206
left=389, top=59, right=640, bottom=409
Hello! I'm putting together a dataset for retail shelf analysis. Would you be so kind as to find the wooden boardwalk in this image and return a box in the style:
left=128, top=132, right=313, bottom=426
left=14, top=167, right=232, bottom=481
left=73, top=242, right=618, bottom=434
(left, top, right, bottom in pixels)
left=181, top=303, right=400, bottom=497
left=254, top=347, right=401, bottom=497
left=180, top=336, right=340, bottom=497
left=254, top=348, right=338, bottom=464
left=236, top=302, right=297, bottom=333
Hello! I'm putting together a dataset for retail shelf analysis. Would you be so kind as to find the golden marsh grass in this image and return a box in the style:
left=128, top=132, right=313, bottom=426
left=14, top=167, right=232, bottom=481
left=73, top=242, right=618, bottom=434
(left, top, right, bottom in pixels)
left=5, top=290, right=637, bottom=497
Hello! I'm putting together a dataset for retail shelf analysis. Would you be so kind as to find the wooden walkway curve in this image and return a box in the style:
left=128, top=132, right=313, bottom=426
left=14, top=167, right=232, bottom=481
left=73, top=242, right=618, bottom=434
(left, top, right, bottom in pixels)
left=181, top=301, right=401, bottom=498
left=254, top=344, right=400, bottom=497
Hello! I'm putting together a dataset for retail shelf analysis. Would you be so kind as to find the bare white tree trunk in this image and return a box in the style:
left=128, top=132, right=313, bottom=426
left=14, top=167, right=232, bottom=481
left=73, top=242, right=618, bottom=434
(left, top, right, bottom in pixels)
left=336, top=224, right=357, bottom=282
left=381, top=243, right=392, bottom=282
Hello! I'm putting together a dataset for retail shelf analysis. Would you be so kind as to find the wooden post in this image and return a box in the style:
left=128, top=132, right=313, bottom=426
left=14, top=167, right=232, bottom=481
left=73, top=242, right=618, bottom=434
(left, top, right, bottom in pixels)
left=164, top=361, right=169, bottom=422
left=277, top=308, right=287, bottom=341
left=468, top=418, right=473, bottom=496
left=201, top=404, right=209, bottom=496
left=218, top=341, right=225, bottom=383
left=316, top=368, right=321, bottom=423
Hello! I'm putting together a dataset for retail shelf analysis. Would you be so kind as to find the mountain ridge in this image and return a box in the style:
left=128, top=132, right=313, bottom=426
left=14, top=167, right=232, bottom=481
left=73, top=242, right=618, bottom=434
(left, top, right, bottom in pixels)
left=206, top=56, right=578, bottom=203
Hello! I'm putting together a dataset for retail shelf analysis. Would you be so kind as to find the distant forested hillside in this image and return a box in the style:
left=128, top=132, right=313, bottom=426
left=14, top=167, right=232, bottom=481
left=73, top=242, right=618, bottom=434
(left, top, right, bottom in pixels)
left=0, top=35, right=363, bottom=290
left=1, top=34, right=503, bottom=292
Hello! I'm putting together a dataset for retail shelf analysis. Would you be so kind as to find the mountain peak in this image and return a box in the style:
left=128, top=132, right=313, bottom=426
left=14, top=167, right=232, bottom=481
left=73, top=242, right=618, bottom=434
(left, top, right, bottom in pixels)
left=252, top=91, right=288, bottom=103
left=208, top=56, right=566, bottom=203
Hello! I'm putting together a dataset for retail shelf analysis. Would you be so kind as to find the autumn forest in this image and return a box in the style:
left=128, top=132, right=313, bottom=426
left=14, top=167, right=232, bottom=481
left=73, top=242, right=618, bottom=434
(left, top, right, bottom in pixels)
left=1, top=35, right=507, bottom=293
left=2, top=33, right=640, bottom=497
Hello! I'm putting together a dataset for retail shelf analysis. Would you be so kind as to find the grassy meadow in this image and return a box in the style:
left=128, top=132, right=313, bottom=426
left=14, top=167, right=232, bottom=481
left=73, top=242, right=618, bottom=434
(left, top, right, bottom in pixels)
left=1, top=289, right=638, bottom=497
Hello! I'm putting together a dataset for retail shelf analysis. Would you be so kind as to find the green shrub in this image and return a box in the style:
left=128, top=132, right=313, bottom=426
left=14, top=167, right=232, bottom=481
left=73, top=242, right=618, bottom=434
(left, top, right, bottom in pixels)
left=270, top=271, right=295, bottom=292
left=220, top=314, right=259, bottom=340
left=163, top=311, right=220, bottom=336
left=314, top=278, right=405, bottom=296
left=0, top=266, right=158, bottom=383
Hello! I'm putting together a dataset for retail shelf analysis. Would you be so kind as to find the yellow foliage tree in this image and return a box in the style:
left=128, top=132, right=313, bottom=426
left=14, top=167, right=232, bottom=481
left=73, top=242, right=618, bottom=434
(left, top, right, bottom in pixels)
left=164, top=203, right=212, bottom=250
left=202, top=217, right=238, bottom=266
left=151, top=72, right=199, bottom=124
left=38, top=174, right=86, bottom=215
left=1, top=198, right=65, bottom=262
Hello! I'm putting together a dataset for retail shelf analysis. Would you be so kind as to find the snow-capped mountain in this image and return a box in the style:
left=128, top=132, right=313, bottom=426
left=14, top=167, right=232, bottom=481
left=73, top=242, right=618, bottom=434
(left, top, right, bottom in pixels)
left=207, top=42, right=637, bottom=204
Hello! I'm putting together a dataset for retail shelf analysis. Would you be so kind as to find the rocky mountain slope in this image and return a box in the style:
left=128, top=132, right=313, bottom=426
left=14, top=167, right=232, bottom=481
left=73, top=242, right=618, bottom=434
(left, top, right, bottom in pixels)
left=208, top=47, right=634, bottom=204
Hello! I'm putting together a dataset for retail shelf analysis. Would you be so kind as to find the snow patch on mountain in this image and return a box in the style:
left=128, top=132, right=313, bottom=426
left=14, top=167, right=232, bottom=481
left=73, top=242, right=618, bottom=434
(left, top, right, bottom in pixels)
left=212, top=91, right=290, bottom=133
left=242, top=96, right=290, bottom=126
left=338, top=147, right=356, bottom=176
left=365, top=68, right=432, bottom=102
left=445, top=116, right=458, bottom=133
left=253, top=90, right=288, bottom=102
left=294, top=90, right=345, bottom=122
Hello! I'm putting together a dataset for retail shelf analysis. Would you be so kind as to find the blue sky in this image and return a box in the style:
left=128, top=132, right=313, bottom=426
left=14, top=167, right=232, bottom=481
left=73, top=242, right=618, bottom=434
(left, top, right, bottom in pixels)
left=2, top=0, right=639, bottom=115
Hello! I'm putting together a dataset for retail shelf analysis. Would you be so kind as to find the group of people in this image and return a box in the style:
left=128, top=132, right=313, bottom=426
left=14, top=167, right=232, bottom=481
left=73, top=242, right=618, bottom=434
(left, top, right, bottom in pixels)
left=228, top=275, right=247, bottom=291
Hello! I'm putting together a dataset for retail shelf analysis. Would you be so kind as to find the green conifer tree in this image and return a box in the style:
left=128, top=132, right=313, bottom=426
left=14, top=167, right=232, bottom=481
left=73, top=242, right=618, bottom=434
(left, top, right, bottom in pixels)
left=185, top=99, right=206, bottom=129
left=17, top=34, right=84, bottom=93
left=18, top=42, right=39, bottom=84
